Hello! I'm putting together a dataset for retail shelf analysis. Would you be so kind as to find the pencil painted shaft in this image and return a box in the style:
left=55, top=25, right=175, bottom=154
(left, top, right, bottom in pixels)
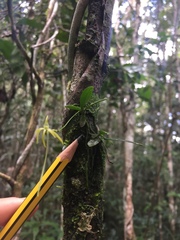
left=0, top=137, right=80, bottom=240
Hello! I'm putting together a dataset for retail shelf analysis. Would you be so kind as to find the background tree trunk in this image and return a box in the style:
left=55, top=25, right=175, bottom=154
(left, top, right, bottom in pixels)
left=165, top=79, right=176, bottom=235
left=122, top=106, right=136, bottom=240
left=115, top=0, right=141, bottom=239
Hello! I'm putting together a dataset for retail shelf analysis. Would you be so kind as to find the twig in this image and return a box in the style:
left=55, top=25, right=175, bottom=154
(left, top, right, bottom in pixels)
left=32, top=29, right=59, bottom=48
left=0, top=172, right=16, bottom=188
left=67, top=0, right=89, bottom=79
left=0, top=30, right=12, bottom=38
left=33, top=0, right=58, bottom=66
left=7, top=0, right=43, bottom=89
left=13, top=135, right=36, bottom=178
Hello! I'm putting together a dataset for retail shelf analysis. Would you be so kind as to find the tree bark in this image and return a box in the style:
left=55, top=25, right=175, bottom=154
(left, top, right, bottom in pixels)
left=165, top=80, right=176, bottom=234
left=62, top=0, right=114, bottom=239
left=122, top=100, right=136, bottom=240
left=117, top=0, right=141, bottom=239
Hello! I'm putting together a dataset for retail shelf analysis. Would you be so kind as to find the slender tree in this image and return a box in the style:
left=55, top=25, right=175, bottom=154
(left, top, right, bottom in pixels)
left=114, top=0, right=141, bottom=239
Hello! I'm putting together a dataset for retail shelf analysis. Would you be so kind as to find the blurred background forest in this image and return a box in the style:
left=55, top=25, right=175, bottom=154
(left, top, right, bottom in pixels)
left=0, top=0, right=180, bottom=239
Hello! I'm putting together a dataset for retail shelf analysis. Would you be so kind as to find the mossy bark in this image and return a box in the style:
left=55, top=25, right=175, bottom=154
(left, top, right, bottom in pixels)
left=62, top=0, right=114, bottom=239
left=63, top=118, right=105, bottom=239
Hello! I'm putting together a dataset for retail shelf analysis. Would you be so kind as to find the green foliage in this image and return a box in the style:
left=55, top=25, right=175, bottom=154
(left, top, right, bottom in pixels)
left=65, top=86, right=106, bottom=129
left=20, top=213, right=62, bottom=240
left=0, top=39, right=14, bottom=61
left=56, top=30, right=69, bottom=42
left=0, top=39, right=25, bottom=78
left=66, top=86, right=105, bottom=112
left=79, top=86, right=94, bottom=109
left=87, top=130, right=108, bottom=147
left=18, top=18, right=43, bottom=30
left=137, top=85, right=152, bottom=102
left=20, top=181, right=63, bottom=240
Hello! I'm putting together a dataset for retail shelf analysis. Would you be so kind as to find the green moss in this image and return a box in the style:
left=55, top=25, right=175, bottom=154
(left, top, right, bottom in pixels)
left=62, top=114, right=105, bottom=239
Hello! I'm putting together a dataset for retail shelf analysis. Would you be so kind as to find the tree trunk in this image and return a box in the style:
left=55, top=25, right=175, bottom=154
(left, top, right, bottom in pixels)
left=122, top=101, right=136, bottom=240
left=157, top=175, right=163, bottom=240
left=173, top=0, right=180, bottom=103
left=165, top=80, right=176, bottom=234
left=116, top=0, right=141, bottom=239
left=62, top=0, right=114, bottom=239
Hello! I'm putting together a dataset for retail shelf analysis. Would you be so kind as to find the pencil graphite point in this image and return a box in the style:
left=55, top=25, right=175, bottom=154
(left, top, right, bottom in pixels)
left=59, top=136, right=82, bottom=162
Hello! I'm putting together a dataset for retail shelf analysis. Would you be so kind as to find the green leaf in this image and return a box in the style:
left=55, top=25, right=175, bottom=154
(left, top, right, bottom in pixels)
left=158, top=31, right=169, bottom=42
left=89, top=98, right=107, bottom=107
left=126, top=27, right=134, bottom=37
left=0, top=39, right=14, bottom=61
left=167, top=191, right=176, bottom=197
left=66, top=105, right=81, bottom=111
left=137, top=86, right=152, bottom=102
left=143, top=47, right=155, bottom=56
left=18, top=18, right=43, bottom=30
left=87, top=138, right=101, bottom=147
left=56, top=30, right=69, bottom=43
left=80, top=86, right=94, bottom=109
left=11, top=64, right=25, bottom=78
left=128, top=47, right=134, bottom=55
left=99, top=130, right=108, bottom=137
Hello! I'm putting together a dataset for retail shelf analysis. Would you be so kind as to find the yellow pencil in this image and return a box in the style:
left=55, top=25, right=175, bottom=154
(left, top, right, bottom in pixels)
left=0, top=136, right=81, bottom=240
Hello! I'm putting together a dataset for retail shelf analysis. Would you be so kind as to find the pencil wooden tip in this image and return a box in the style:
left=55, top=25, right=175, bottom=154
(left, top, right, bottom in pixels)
left=59, top=136, right=82, bottom=162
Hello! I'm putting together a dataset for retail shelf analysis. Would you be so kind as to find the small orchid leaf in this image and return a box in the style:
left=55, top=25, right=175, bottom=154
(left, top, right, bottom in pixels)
left=80, top=86, right=94, bottom=109
left=87, top=138, right=101, bottom=147
left=99, top=130, right=109, bottom=137
left=89, top=98, right=107, bottom=107
left=66, top=105, right=81, bottom=111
